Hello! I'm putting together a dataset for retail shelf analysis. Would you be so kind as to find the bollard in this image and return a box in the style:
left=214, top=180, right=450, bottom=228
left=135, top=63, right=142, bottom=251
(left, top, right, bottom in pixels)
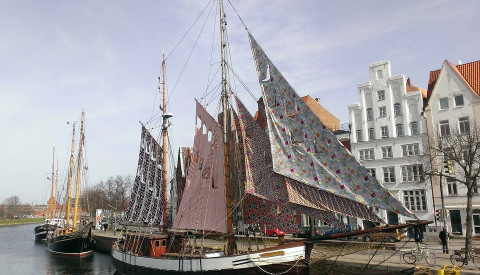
left=414, top=266, right=429, bottom=275
left=441, top=265, right=461, bottom=275
left=277, top=235, right=285, bottom=245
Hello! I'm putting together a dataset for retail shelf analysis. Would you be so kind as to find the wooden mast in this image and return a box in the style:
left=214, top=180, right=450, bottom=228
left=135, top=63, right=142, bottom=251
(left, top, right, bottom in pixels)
left=73, top=110, right=85, bottom=231
left=219, top=0, right=235, bottom=255
left=161, top=54, right=168, bottom=230
left=65, top=122, right=76, bottom=232
left=53, top=158, right=59, bottom=219
left=48, top=147, right=55, bottom=219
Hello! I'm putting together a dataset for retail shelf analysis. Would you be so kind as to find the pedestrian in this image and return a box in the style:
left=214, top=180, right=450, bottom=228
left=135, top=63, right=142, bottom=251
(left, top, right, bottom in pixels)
left=414, top=226, right=423, bottom=250
left=439, top=229, right=449, bottom=254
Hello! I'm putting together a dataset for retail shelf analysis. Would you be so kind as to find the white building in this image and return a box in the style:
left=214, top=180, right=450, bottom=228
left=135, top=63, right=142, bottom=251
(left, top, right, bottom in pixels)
left=424, top=60, right=480, bottom=237
left=348, top=60, right=433, bottom=229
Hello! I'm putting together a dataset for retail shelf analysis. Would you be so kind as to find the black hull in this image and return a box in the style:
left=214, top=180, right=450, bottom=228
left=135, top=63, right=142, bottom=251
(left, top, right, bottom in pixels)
left=112, top=256, right=308, bottom=275
left=34, top=224, right=57, bottom=241
left=46, top=223, right=95, bottom=257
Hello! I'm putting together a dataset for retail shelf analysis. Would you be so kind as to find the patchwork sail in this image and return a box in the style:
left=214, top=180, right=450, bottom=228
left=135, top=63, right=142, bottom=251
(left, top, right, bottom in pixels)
left=124, top=125, right=165, bottom=224
left=234, top=95, right=382, bottom=224
left=248, top=33, right=415, bottom=219
left=172, top=100, right=227, bottom=233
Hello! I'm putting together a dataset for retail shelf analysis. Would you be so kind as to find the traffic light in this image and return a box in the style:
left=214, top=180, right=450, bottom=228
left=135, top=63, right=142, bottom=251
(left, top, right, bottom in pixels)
left=443, top=160, right=454, bottom=174
left=435, top=209, right=444, bottom=221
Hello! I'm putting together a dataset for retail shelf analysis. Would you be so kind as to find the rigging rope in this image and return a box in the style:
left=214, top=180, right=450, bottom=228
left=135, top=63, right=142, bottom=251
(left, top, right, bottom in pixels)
left=166, top=0, right=216, bottom=107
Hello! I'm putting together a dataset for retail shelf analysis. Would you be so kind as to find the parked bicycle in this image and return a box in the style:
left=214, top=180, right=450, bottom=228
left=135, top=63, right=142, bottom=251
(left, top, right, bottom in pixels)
left=450, top=248, right=480, bottom=268
left=403, top=246, right=435, bottom=265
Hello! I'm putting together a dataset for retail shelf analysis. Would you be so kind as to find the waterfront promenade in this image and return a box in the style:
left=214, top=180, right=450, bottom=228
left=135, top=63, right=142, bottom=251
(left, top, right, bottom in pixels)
left=93, top=229, right=480, bottom=274
left=319, top=237, right=480, bottom=274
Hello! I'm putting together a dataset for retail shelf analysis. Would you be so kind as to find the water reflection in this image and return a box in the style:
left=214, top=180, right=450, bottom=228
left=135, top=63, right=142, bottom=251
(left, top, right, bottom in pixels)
left=0, top=223, right=114, bottom=274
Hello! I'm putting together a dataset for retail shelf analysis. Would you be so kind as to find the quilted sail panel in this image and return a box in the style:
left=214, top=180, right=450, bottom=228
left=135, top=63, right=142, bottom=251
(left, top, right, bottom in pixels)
left=248, top=33, right=415, bottom=219
left=124, top=125, right=164, bottom=224
left=234, top=95, right=381, bottom=223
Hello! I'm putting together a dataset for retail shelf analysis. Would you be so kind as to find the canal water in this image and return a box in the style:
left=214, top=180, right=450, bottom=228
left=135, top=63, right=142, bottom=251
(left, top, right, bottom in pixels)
left=0, top=223, right=115, bottom=274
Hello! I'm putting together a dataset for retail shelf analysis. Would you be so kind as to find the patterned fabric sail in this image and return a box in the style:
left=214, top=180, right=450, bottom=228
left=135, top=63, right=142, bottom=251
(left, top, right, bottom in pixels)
left=172, top=100, right=227, bottom=233
left=124, top=125, right=164, bottom=224
left=234, top=95, right=382, bottom=223
left=248, top=33, right=415, bottom=219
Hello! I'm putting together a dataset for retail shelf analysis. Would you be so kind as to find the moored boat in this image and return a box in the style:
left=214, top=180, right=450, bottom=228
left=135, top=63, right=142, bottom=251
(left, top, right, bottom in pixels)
left=112, top=1, right=418, bottom=273
left=46, top=111, right=94, bottom=257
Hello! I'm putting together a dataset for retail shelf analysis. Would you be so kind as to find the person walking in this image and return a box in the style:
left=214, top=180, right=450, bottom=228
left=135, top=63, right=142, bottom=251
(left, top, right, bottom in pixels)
left=439, top=229, right=449, bottom=254
left=414, top=226, right=423, bottom=250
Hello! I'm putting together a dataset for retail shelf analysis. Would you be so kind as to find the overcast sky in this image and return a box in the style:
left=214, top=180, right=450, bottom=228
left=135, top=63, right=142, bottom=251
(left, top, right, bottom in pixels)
left=1, top=0, right=479, bottom=205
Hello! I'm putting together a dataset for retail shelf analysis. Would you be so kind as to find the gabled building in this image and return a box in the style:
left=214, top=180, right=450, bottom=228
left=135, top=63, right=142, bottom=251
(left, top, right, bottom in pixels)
left=348, top=60, right=432, bottom=228
left=424, top=60, right=480, bottom=237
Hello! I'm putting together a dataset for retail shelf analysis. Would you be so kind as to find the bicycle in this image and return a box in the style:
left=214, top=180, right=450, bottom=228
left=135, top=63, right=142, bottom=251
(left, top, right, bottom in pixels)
left=450, top=248, right=480, bottom=268
left=403, top=246, right=435, bottom=265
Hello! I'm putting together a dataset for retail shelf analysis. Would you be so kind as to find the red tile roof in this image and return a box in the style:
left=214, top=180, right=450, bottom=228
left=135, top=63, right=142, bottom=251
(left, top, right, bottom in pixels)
left=427, top=60, right=480, bottom=99
left=406, top=77, right=427, bottom=98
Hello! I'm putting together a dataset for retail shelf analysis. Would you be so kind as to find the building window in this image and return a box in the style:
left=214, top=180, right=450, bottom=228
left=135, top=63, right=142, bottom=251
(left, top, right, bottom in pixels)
left=459, top=117, right=470, bottom=134
left=447, top=177, right=457, bottom=195
left=411, top=122, right=419, bottom=135
left=394, top=103, right=402, bottom=116
left=378, top=90, right=385, bottom=100
left=359, top=148, right=375, bottom=160
left=366, top=108, right=373, bottom=121
left=382, top=146, right=393, bottom=158
left=368, top=128, right=375, bottom=140
left=396, top=124, right=404, bottom=137
left=379, top=106, right=387, bottom=117
left=367, top=168, right=376, bottom=178
left=356, top=130, right=362, bottom=142
left=454, top=95, right=464, bottom=107
left=402, top=143, right=420, bottom=157
left=377, top=70, right=383, bottom=79
left=439, top=97, right=449, bottom=110
left=439, top=120, right=450, bottom=136
left=403, top=189, right=427, bottom=211
left=402, top=164, right=424, bottom=182
left=383, top=167, right=395, bottom=183
left=381, top=126, right=389, bottom=138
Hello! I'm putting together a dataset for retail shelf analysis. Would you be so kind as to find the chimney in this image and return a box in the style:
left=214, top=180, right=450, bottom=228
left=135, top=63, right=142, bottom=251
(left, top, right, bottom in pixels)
left=315, top=98, right=321, bottom=104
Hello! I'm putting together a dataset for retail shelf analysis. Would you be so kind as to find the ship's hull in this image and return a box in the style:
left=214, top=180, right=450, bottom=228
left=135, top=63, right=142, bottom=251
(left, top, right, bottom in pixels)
left=112, top=242, right=307, bottom=274
left=46, top=224, right=95, bottom=257
left=34, top=224, right=58, bottom=241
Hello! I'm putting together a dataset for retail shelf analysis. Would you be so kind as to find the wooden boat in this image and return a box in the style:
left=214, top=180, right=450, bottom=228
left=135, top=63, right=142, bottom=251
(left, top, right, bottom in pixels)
left=112, top=1, right=418, bottom=273
left=46, top=111, right=95, bottom=257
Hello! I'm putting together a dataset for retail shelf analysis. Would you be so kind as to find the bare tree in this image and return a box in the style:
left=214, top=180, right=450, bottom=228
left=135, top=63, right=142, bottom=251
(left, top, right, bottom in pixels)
left=3, top=196, right=21, bottom=219
left=83, top=175, right=132, bottom=217
left=425, top=120, right=480, bottom=254
left=0, top=205, right=7, bottom=219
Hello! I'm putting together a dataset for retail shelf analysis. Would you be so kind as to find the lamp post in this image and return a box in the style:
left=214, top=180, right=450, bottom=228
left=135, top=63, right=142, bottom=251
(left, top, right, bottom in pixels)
left=440, top=159, right=454, bottom=253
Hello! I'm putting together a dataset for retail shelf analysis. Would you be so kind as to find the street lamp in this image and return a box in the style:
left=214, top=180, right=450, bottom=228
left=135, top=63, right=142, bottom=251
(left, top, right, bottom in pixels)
left=439, top=159, right=454, bottom=254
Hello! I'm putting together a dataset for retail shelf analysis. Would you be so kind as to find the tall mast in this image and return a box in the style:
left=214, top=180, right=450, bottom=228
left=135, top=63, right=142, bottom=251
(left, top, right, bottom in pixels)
left=219, top=0, right=235, bottom=255
left=73, top=110, right=85, bottom=231
left=65, top=122, right=76, bottom=232
left=161, top=54, right=168, bottom=229
left=53, top=159, right=59, bottom=219
left=48, top=147, right=55, bottom=219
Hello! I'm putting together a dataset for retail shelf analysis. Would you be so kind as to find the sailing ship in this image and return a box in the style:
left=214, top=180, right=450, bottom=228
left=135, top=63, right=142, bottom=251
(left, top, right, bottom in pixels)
left=46, top=111, right=95, bottom=257
left=112, top=1, right=419, bottom=273
left=35, top=148, right=62, bottom=241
